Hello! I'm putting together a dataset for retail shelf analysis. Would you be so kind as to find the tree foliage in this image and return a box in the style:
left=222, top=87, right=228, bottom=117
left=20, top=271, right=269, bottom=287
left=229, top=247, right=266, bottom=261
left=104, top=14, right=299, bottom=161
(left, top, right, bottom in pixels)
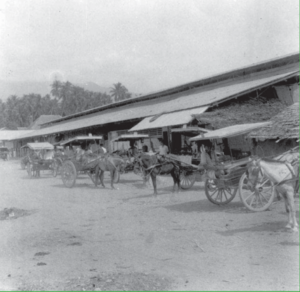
left=0, top=81, right=132, bottom=129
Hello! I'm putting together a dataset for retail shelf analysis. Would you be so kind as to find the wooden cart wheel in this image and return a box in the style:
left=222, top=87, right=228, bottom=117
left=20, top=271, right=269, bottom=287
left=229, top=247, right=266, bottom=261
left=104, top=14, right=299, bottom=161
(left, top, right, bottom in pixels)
left=61, top=161, right=77, bottom=188
left=180, top=171, right=196, bottom=189
left=239, top=172, right=275, bottom=212
left=205, top=179, right=237, bottom=205
left=113, top=169, right=120, bottom=183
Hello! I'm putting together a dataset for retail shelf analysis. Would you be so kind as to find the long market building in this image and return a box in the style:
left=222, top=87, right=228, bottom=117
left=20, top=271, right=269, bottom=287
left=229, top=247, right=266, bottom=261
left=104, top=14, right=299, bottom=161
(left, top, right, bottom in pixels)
left=6, top=52, right=299, bottom=157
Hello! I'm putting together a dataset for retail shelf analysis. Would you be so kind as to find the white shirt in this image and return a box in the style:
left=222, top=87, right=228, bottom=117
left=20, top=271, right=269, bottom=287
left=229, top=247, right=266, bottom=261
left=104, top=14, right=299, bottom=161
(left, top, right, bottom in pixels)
left=159, top=145, right=169, bottom=156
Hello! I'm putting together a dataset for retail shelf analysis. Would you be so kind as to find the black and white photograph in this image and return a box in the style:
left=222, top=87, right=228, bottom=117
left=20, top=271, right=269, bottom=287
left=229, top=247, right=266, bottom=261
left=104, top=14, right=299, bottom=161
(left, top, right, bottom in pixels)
left=0, top=0, right=299, bottom=290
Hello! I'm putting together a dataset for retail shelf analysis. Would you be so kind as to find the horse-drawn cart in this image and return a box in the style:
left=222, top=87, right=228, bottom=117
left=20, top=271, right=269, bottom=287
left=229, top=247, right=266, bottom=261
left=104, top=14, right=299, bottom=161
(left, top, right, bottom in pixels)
left=55, top=136, right=104, bottom=187
left=178, top=122, right=277, bottom=211
left=111, top=133, right=149, bottom=176
left=22, top=142, right=55, bottom=178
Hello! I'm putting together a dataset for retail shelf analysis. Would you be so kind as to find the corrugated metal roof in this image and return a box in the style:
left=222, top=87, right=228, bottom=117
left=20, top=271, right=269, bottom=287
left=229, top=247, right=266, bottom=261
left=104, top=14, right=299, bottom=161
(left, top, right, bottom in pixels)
left=42, top=53, right=299, bottom=126
left=15, top=70, right=298, bottom=140
left=0, top=130, right=35, bottom=141
left=190, top=122, right=271, bottom=141
left=128, top=107, right=208, bottom=132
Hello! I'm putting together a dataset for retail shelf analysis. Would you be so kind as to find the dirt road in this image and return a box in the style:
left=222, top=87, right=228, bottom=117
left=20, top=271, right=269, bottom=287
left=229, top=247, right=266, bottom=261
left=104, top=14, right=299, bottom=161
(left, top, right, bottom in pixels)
left=0, top=160, right=299, bottom=291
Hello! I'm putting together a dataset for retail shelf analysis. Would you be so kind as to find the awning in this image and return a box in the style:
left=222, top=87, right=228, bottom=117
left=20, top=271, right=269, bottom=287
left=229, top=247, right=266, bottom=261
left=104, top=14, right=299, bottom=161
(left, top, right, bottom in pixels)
left=59, top=136, right=103, bottom=146
left=171, top=127, right=211, bottom=134
left=129, top=107, right=209, bottom=132
left=189, top=122, right=271, bottom=141
left=111, top=134, right=149, bottom=142
left=23, top=142, right=54, bottom=150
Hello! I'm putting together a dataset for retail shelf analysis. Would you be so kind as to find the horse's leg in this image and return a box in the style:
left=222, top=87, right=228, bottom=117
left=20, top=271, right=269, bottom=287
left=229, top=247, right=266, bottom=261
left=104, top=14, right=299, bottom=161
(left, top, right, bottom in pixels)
left=171, top=171, right=176, bottom=193
left=175, top=167, right=181, bottom=193
left=151, top=172, right=157, bottom=196
left=100, top=170, right=105, bottom=188
left=110, top=169, right=116, bottom=190
left=281, top=190, right=294, bottom=230
left=286, top=188, right=298, bottom=231
left=94, top=165, right=99, bottom=188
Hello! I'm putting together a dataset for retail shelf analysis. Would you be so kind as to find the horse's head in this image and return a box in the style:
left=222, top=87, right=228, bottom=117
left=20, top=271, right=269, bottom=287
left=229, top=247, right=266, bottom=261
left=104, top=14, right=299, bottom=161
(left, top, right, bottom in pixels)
left=246, top=157, right=263, bottom=190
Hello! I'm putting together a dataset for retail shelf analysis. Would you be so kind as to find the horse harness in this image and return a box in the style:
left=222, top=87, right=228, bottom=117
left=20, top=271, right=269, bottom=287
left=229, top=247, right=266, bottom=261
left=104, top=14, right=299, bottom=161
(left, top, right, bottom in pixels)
left=249, top=158, right=299, bottom=188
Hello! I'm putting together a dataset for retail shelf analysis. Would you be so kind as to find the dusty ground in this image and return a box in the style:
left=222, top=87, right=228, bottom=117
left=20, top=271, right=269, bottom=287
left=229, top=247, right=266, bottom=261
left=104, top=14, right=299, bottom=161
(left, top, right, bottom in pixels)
left=0, top=159, right=299, bottom=291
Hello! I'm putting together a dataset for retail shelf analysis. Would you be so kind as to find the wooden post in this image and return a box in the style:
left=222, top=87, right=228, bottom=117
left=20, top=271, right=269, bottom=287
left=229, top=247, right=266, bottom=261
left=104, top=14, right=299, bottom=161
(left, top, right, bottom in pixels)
left=167, top=126, right=172, bottom=153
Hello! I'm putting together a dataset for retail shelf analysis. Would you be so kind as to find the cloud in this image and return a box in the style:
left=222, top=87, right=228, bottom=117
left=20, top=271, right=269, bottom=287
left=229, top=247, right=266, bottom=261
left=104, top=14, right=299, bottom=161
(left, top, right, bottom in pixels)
left=0, top=0, right=298, bottom=94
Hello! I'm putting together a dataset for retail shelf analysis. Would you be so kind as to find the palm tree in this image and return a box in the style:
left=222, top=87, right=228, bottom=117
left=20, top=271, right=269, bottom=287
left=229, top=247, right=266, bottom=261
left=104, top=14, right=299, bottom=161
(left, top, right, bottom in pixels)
left=109, top=82, right=128, bottom=102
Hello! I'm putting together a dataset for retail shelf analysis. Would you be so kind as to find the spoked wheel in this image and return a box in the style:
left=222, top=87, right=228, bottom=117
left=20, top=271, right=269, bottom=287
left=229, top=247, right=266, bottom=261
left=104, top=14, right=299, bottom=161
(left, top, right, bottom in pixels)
left=113, top=169, right=120, bottom=183
left=205, top=179, right=238, bottom=205
left=61, top=161, right=77, bottom=188
left=180, top=171, right=196, bottom=189
left=239, top=172, right=275, bottom=212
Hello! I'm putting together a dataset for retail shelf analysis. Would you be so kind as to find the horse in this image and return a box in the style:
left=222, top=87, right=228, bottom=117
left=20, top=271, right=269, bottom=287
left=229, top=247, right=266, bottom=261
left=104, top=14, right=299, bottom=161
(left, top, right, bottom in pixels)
left=138, top=153, right=181, bottom=196
left=95, top=154, right=126, bottom=189
left=246, top=149, right=299, bottom=232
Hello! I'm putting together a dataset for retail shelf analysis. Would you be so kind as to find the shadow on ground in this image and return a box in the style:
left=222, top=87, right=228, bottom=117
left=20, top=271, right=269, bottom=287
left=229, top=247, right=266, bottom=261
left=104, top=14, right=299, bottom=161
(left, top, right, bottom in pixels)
left=216, top=221, right=295, bottom=235
left=164, top=199, right=246, bottom=213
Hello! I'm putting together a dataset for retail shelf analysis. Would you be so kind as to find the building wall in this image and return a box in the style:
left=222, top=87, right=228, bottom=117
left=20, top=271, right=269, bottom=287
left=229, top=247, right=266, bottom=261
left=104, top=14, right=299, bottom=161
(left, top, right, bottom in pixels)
left=227, top=135, right=253, bottom=152
left=254, top=139, right=298, bottom=157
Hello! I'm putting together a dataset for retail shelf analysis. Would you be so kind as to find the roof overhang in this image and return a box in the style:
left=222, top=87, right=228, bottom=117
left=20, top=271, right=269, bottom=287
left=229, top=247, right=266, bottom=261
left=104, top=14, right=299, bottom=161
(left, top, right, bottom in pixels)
left=23, top=142, right=54, bottom=150
left=171, top=127, right=211, bottom=136
left=10, top=69, right=299, bottom=141
left=59, top=135, right=103, bottom=146
left=190, top=122, right=271, bottom=141
left=128, top=107, right=209, bottom=132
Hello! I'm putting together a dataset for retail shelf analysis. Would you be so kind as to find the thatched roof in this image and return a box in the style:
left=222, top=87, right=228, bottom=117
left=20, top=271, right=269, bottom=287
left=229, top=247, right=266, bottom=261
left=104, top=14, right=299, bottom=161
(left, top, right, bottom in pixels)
left=192, top=97, right=286, bottom=129
left=248, top=103, right=299, bottom=140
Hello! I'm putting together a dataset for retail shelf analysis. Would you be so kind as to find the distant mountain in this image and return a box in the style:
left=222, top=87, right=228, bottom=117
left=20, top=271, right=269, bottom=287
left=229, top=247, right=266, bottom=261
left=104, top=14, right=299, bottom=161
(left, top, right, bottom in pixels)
left=75, top=82, right=110, bottom=94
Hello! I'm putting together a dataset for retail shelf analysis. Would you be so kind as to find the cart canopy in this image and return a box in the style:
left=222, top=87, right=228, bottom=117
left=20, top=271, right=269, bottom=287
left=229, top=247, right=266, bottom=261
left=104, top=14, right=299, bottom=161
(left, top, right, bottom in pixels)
left=189, top=122, right=271, bottom=141
left=58, top=135, right=103, bottom=146
left=171, top=127, right=211, bottom=136
left=111, top=134, right=149, bottom=142
left=24, top=142, right=54, bottom=150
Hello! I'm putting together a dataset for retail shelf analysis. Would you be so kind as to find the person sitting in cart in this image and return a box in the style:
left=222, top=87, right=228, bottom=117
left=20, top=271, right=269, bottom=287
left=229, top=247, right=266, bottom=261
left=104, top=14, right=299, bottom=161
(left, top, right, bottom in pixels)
left=99, top=143, right=107, bottom=154
left=156, top=139, right=169, bottom=162
left=191, top=141, right=199, bottom=158
left=128, top=141, right=138, bottom=162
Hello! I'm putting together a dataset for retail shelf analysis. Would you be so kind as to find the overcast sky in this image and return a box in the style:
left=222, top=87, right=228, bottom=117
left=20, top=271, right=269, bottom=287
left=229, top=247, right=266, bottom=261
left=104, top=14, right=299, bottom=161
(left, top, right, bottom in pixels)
left=0, top=0, right=299, bottom=94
